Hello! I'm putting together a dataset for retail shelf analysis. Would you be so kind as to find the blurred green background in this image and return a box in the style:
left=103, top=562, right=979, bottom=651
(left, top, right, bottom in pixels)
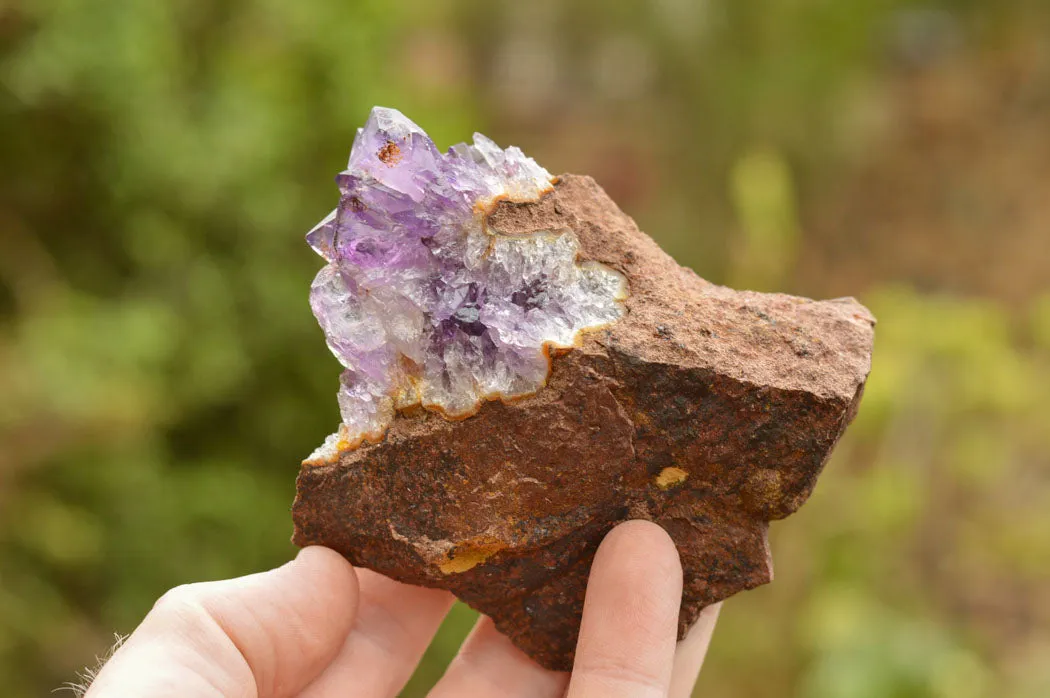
left=2, top=0, right=1049, bottom=695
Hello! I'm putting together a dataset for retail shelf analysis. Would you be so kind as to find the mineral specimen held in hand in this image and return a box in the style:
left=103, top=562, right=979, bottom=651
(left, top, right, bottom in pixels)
left=293, top=108, right=876, bottom=671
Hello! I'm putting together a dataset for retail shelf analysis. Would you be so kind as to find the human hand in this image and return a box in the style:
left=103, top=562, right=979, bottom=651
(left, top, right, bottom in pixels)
left=83, top=520, right=720, bottom=697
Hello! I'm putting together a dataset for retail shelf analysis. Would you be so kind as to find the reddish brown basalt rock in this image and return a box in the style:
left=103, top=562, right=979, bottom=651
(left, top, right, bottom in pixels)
left=292, top=174, right=875, bottom=671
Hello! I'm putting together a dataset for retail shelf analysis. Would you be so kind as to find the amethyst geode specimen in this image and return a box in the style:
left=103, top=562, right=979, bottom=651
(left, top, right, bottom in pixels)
left=305, top=108, right=625, bottom=452
left=293, top=108, right=876, bottom=671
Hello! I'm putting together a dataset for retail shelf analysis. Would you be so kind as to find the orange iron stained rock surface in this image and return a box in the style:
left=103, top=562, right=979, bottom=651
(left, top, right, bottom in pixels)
left=293, top=174, right=875, bottom=671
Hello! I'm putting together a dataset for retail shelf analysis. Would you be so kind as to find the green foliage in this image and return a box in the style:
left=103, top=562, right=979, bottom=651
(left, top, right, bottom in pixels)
left=1, top=0, right=1048, bottom=696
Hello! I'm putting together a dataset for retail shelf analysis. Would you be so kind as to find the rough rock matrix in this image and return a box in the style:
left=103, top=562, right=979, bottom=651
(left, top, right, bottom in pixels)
left=293, top=110, right=875, bottom=672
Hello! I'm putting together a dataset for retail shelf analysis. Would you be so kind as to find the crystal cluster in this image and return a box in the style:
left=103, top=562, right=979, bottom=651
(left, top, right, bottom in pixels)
left=306, top=108, right=627, bottom=453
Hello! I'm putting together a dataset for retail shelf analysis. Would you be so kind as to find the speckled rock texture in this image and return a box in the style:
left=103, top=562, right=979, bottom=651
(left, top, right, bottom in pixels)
left=292, top=174, right=875, bottom=671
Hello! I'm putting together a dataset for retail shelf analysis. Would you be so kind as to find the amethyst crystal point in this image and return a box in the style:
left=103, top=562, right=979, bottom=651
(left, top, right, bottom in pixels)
left=306, top=107, right=628, bottom=457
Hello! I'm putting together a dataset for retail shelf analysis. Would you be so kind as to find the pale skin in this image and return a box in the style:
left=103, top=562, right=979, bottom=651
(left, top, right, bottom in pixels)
left=84, top=520, right=720, bottom=698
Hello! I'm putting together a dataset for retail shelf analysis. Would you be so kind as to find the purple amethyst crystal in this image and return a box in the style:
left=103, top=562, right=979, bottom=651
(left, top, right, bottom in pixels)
left=306, top=107, right=627, bottom=458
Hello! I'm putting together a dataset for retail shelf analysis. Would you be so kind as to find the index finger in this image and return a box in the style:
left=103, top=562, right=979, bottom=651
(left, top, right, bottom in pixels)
left=567, top=520, right=684, bottom=698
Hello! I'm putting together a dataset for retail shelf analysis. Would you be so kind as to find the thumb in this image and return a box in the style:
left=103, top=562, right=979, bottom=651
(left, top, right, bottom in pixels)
left=85, top=546, right=359, bottom=698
